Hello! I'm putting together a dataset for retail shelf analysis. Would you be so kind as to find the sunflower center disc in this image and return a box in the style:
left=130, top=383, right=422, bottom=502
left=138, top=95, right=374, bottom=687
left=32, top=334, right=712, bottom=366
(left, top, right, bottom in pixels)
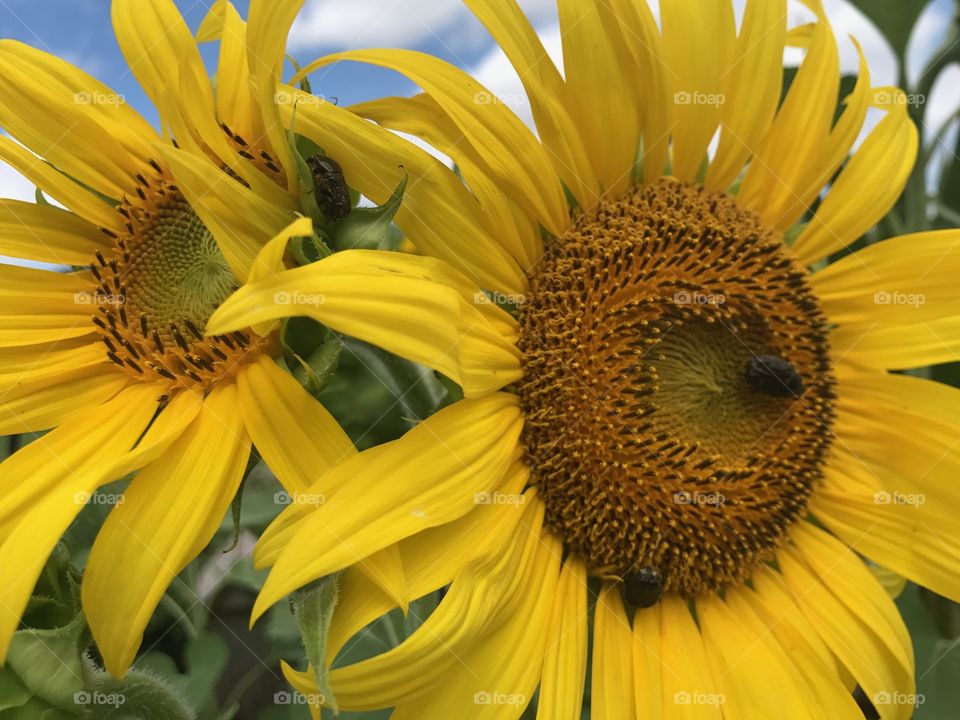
left=516, top=179, right=836, bottom=596
left=89, top=167, right=260, bottom=394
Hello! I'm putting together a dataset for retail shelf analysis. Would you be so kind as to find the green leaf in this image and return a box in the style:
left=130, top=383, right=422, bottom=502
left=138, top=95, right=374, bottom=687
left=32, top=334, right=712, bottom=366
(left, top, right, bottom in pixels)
left=331, top=175, right=407, bottom=251
left=0, top=697, right=72, bottom=720
left=6, top=612, right=87, bottom=711
left=182, top=631, right=230, bottom=711
left=291, top=576, right=340, bottom=715
left=846, top=0, right=927, bottom=60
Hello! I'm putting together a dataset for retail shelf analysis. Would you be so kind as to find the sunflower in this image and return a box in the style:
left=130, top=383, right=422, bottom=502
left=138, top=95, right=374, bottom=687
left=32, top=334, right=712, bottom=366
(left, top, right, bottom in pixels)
left=209, top=0, right=960, bottom=716
left=0, top=0, right=368, bottom=677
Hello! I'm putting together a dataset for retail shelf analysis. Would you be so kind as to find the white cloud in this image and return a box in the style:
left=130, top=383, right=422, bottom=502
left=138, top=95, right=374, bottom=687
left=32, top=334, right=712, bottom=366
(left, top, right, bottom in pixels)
left=289, top=0, right=557, bottom=53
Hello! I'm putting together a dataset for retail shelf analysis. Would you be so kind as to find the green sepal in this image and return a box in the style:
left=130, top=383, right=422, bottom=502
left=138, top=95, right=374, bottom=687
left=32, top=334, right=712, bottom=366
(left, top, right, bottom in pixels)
left=331, top=174, right=407, bottom=251
left=285, top=55, right=313, bottom=95
left=6, top=612, right=89, bottom=711
left=291, top=576, right=340, bottom=716
left=80, top=670, right=194, bottom=720
left=281, top=317, right=342, bottom=397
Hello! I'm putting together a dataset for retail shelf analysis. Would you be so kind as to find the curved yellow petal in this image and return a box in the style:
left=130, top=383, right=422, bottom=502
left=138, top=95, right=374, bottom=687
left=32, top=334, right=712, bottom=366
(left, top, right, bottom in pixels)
left=796, top=96, right=918, bottom=265
left=293, top=50, right=568, bottom=236
left=0, top=266, right=98, bottom=347
left=738, top=2, right=839, bottom=230
left=811, top=230, right=958, bottom=325
left=698, top=591, right=818, bottom=720
left=829, top=314, right=960, bottom=369
left=208, top=250, right=522, bottom=398
left=537, top=557, right=588, bottom=720
left=112, top=0, right=212, bottom=134
left=661, top=0, right=736, bottom=182
left=558, top=0, right=642, bottom=195
left=84, top=384, right=250, bottom=677
left=463, top=0, right=599, bottom=208
left=274, top=88, right=528, bottom=293
left=0, top=43, right=147, bottom=200
left=778, top=525, right=915, bottom=718
left=632, top=602, right=664, bottom=718
left=238, top=354, right=354, bottom=494
left=254, top=394, right=522, bottom=622
left=246, top=0, right=303, bottom=189
left=351, top=94, right=542, bottom=268
left=591, top=584, right=635, bottom=720
left=197, top=0, right=261, bottom=142
left=0, top=200, right=111, bottom=266
left=326, top=462, right=530, bottom=662
left=0, top=384, right=160, bottom=662
left=390, top=520, right=559, bottom=720
left=705, top=0, right=787, bottom=191
left=814, top=462, right=960, bottom=603
left=659, top=594, right=722, bottom=719
left=161, top=146, right=294, bottom=280
left=0, top=136, right=123, bottom=233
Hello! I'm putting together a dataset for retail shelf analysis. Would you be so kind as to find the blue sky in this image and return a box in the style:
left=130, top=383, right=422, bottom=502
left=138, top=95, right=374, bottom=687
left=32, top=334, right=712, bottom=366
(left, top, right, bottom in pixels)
left=0, top=0, right=956, bottom=202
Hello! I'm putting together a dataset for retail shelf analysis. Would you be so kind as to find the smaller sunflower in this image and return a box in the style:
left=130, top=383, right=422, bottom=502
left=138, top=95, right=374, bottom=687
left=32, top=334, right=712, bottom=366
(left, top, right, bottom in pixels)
left=0, top=0, right=380, bottom=677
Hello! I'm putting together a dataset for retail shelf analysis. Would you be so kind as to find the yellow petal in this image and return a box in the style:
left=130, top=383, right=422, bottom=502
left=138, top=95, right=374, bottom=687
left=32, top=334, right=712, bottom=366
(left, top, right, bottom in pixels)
left=208, top=250, right=522, bottom=398
left=462, top=0, right=599, bottom=208
left=591, top=584, right=635, bottom=720
left=352, top=94, right=542, bottom=268
left=197, top=0, right=261, bottom=142
left=0, top=266, right=98, bottom=347
left=795, top=97, right=918, bottom=265
left=661, top=0, right=736, bottom=182
left=814, top=455, right=960, bottom=603
left=705, top=0, right=787, bottom=191
left=537, top=557, right=588, bottom=720
left=0, top=384, right=160, bottom=661
left=292, top=51, right=569, bottom=237
left=606, top=0, right=669, bottom=184
left=698, top=591, right=816, bottom=720
left=829, top=314, right=960, bottom=369
left=658, top=595, right=722, bottom=719
left=161, top=146, right=294, bottom=279
left=0, top=136, right=123, bottom=233
left=277, top=89, right=527, bottom=293
left=738, top=3, right=839, bottom=230
left=558, top=0, right=642, bottom=195
left=0, top=200, right=111, bottom=266
left=778, top=525, right=915, bottom=718
left=238, top=354, right=354, bottom=493
left=243, top=216, right=313, bottom=335
left=246, top=0, right=303, bottom=190
left=327, top=462, right=530, bottom=662
left=811, top=230, right=958, bottom=325
left=112, top=0, right=212, bottom=133
left=254, top=394, right=522, bottom=622
left=83, top=384, right=250, bottom=677
left=632, top=603, right=664, bottom=718
left=0, top=43, right=147, bottom=200
left=390, top=518, right=559, bottom=720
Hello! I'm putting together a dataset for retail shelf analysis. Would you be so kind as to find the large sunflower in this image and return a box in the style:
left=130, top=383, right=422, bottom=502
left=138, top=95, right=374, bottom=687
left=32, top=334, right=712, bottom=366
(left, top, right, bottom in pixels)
left=0, top=0, right=367, bottom=677
left=210, top=0, right=958, bottom=716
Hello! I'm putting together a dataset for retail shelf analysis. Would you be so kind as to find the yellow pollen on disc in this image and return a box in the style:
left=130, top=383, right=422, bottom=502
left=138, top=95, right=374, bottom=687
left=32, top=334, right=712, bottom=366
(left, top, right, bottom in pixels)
left=516, top=179, right=836, bottom=597
left=90, top=161, right=266, bottom=397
